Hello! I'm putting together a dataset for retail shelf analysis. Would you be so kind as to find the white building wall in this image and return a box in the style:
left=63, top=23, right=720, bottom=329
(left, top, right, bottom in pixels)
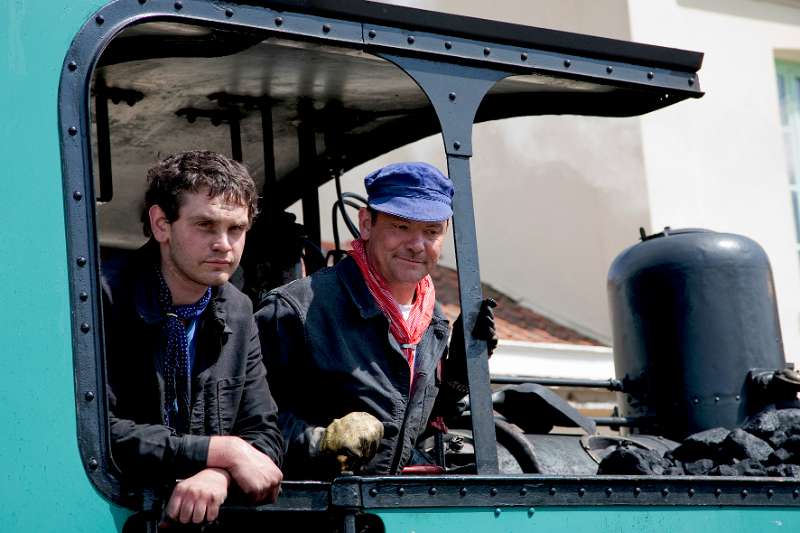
left=312, top=0, right=800, bottom=361
left=627, top=0, right=800, bottom=361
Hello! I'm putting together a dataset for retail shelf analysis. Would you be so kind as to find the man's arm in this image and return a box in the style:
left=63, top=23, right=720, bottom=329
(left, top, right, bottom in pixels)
left=255, top=293, right=328, bottom=476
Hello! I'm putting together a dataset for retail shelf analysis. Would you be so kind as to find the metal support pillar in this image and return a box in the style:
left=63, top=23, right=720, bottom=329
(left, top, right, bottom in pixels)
left=380, top=54, right=513, bottom=474
left=297, top=99, right=323, bottom=273
left=260, top=102, right=277, bottom=210
left=229, top=115, right=243, bottom=162
left=94, top=80, right=113, bottom=202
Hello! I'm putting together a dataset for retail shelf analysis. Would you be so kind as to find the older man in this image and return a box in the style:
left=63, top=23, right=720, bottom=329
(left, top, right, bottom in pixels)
left=104, top=151, right=283, bottom=525
left=255, top=162, right=495, bottom=479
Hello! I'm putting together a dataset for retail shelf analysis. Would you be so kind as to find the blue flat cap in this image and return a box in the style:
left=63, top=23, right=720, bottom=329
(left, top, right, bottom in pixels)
left=364, top=162, right=453, bottom=222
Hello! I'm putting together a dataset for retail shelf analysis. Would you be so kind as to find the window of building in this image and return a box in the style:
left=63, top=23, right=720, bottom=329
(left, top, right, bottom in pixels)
left=777, top=60, right=800, bottom=256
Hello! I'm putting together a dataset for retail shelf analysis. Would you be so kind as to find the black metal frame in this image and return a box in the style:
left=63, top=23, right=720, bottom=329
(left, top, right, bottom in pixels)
left=58, top=0, right=712, bottom=514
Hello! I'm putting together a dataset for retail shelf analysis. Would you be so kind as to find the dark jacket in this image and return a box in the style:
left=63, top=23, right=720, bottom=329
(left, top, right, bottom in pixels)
left=255, top=256, right=455, bottom=479
left=104, top=243, right=283, bottom=485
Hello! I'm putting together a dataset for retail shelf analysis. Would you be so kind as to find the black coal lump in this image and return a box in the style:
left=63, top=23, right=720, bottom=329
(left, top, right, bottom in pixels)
left=733, top=458, right=768, bottom=477
left=766, top=464, right=800, bottom=478
left=721, top=429, right=774, bottom=463
left=683, top=458, right=714, bottom=475
left=776, top=409, right=800, bottom=435
left=598, top=446, right=667, bottom=475
left=741, top=409, right=780, bottom=441
left=672, top=427, right=730, bottom=462
left=767, top=448, right=793, bottom=465
left=709, top=464, right=737, bottom=476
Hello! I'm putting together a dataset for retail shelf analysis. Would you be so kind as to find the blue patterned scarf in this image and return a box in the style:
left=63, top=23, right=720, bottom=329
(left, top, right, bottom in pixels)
left=156, top=269, right=212, bottom=433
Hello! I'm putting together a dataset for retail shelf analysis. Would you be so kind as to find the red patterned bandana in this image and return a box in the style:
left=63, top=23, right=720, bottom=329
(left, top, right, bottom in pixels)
left=349, top=238, right=436, bottom=388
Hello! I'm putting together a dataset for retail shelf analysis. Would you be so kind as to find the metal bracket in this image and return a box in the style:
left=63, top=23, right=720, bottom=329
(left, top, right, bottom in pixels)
left=379, top=54, right=515, bottom=475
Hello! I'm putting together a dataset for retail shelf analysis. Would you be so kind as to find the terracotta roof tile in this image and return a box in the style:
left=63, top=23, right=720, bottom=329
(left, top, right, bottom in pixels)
left=430, top=265, right=602, bottom=346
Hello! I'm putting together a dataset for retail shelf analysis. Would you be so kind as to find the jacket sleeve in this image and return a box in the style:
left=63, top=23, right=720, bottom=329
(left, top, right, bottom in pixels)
left=255, top=293, right=326, bottom=476
left=108, top=403, right=211, bottom=483
left=230, top=316, right=284, bottom=466
left=104, top=287, right=211, bottom=483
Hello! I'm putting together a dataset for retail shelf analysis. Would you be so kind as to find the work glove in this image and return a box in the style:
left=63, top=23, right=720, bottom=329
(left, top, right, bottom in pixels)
left=445, top=298, right=499, bottom=394
left=318, top=412, right=384, bottom=474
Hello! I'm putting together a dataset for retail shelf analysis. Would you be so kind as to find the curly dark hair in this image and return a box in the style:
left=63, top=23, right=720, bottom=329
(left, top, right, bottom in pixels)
left=141, top=150, right=259, bottom=236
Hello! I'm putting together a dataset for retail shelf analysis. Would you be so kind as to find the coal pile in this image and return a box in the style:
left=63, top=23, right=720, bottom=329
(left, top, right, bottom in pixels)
left=598, top=408, right=800, bottom=477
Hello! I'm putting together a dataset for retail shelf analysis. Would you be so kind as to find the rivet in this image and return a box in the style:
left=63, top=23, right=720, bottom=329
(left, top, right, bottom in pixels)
left=521, top=52, right=528, bottom=61
left=578, top=488, right=585, bottom=497
left=767, top=489, right=774, bottom=498
left=275, top=17, right=283, bottom=26
left=444, top=41, right=452, bottom=49
left=453, top=141, right=461, bottom=151
left=85, top=391, right=95, bottom=402
left=407, top=35, right=415, bottom=45
left=459, top=487, right=467, bottom=496
left=688, top=77, right=695, bottom=86
left=138, top=0, right=146, bottom=4
left=490, top=488, right=498, bottom=496
left=549, top=487, right=556, bottom=496
left=73, top=190, right=83, bottom=201
left=397, top=487, right=405, bottom=496
left=225, top=8, right=234, bottom=17
left=714, top=395, right=720, bottom=402
left=647, top=71, right=655, bottom=79
left=80, top=323, right=90, bottom=333
left=633, top=487, right=642, bottom=496
left=369, top=488, right=378, bottom=497
left=519, top=487, right=527, bottom=496
left=76, top=256, right=87, bottom=267
left=322, top=24, right=331, bottom=33
left=715, top=488, right=722, bottom=497
left=368, top=29, right=376, bottom=38
left=494, top=508, right=501, bottom=517
left=692, top=397, right=700, bottom=405
left=448, top=92, right=456, bottom=101
left=563, top=59, right=571, bottom=68
left=605, top=487, right=613, bottom=496
left=79, top=291, right=89, bottom=301
left=483, top=47, right=491, bottom=56
left=527, top=507, right=535, bottom=517
left=794, top=489, right=800, bottom=499
left=68, top=127, right=78, bottom=136
left=88, top=458, right=99, bottom=470
left=735, top=395, right=741, bottom=401
left=95, top=15, right=104, bottom=25
left=68, top=61, right=78, bottom=72
left=741, top=489, right=748, bottom=498
left=606, top=66, right=613, bottom=74
left=174, top=1, right=182, bottom=10
left=428, top=487, right=437, bottom=495
left=688, top=488, right=695, bottom=497
left=662, top=488, right=669, bottom=497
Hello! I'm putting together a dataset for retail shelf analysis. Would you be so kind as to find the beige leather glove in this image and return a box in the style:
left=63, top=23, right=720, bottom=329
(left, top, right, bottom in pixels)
left=318, top=412, right=384, bottom=473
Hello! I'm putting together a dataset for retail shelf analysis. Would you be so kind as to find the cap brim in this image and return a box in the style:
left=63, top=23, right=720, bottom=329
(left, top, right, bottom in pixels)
left=369, top=196, right=452, bottom=222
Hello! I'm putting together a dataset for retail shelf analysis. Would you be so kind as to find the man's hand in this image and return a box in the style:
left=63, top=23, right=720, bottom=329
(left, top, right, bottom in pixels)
left=208, top=436, right=283, bottom=503
left=165, top=467, right=230, bottom=525
left=318, top=412, right=384, bottom=473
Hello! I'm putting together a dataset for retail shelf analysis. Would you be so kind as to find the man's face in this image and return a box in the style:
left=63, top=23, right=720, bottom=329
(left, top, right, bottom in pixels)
left=358, top=209, right=448, bottom=288
left=150, top=189, right=249, bottom=296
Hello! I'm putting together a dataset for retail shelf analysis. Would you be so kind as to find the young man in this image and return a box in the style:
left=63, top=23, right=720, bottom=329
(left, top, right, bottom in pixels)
left=255, top=162, right=495, bottom=479
left=104, top=151, right=283, bottom=525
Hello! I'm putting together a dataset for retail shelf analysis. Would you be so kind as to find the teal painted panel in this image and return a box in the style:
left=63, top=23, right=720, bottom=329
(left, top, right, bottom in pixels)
left=374, top=506, right=800, bottom=533
left=0, top=0, right=128, bottom=530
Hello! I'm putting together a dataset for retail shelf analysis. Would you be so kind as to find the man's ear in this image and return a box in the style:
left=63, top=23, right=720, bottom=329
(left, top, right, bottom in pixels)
left=149, top=205, right=171, bottom=243
left=357, top=207, right=372, bottom=240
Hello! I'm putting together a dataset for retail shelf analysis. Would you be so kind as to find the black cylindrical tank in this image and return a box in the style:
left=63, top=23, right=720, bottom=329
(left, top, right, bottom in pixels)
left=607, top=228, right=785, bottom=441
